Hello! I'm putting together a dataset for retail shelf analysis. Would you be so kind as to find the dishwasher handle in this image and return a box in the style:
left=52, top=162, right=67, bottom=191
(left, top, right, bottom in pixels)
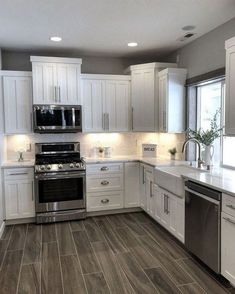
left=185, top=187, right=220, bottom=205
left=185, top=181, right=221, bottom=201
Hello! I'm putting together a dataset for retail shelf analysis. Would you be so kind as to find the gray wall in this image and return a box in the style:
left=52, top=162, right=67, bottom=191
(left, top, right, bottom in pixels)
left=165, top=18, right=235, bottom=78
left=1, top=50, right=129, bottom=74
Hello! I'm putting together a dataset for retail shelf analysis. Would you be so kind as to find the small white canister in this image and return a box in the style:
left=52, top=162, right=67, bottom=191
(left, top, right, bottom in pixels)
left=104, top=147, right=112, bottom=158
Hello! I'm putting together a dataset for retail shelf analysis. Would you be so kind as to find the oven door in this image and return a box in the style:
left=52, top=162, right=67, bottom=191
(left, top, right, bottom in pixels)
left=33, top=105, right=82, bottom=133
left=35, top=171, right=86, bottom=213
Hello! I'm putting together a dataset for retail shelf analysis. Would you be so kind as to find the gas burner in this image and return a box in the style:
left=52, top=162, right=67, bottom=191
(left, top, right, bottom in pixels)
left=35, top=142, right=85, bottom=173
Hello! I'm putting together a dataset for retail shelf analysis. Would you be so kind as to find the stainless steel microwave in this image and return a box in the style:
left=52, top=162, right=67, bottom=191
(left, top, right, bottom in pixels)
left=33, top=105, right=82, bottom=133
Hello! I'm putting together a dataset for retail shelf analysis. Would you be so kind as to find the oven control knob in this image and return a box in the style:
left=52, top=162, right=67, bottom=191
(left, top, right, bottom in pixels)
left=46, top=165, right=52, bottom=170
left=58, top=164, right=63, bottom=169
left=70, top=163, right=75, bottom=168
left=40, top=165, right=45, bottom=171
left=75, top=163, right=81, bottom=168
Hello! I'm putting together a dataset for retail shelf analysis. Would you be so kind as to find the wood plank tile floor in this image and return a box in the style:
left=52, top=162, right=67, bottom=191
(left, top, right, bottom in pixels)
left=0, top=212, right=234, bottom=294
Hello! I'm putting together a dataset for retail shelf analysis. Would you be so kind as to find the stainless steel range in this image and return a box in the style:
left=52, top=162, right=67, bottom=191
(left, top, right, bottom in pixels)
left=34, top=142, right=86, bottom=224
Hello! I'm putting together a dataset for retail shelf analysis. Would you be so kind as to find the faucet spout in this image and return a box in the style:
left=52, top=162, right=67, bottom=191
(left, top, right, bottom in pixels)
left=182, top=138, right=203, bottom=168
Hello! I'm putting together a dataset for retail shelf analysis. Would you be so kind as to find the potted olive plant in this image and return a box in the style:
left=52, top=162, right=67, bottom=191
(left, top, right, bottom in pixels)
left=187, top=109, right=223, bottom=167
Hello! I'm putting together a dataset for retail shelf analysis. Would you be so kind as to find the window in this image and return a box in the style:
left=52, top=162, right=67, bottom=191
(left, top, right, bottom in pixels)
left=197, top=81, right=224, bottom=166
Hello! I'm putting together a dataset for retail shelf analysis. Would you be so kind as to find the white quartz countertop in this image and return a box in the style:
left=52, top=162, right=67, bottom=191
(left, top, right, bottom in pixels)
left=181, top=167, right=235, bottom=197
left=84, top=155, right=185, bottom=167
left=1, top=159, right=35, bottom=168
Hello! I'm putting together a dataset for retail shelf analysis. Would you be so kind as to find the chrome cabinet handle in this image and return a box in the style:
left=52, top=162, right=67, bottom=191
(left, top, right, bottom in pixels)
left=143, top=166, right=145, bottom=184
left=164, top=194, right=169, bottom=214
left=58, top=86, right=61, bottom=102
left=9, top=172, right=28, bottom=176
left=102, top=113, right=105, bottom=130
left=150, top=181, right=153, bottom=197
left=32, top=184, right=34, bottom=201
left=164, top=194, right=167, bottom=213
left=101, top=199, right=109, bottom=204
left=163, top=110, right=166, bottom=131
left=100, top=166, right=109, bottom=171
left=223, top=217, right=235, bottom=225
left=131, top=107, right=134, bottom=130
left=54, top=86, right=57, bottom=101
left=226, top=204, right=235, bottom=210
left=101, top=180, right=109, bottom=186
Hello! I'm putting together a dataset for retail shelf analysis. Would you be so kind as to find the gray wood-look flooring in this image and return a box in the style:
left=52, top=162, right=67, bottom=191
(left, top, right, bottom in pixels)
left=0, top=212, right=234, bottom=294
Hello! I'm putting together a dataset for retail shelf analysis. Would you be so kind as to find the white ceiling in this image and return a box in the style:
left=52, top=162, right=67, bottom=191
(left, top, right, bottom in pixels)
left=0, top=0, right=235, bottom=57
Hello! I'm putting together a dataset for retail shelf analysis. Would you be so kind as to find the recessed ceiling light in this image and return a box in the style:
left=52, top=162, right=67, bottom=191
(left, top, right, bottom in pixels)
left=128, top=42, right=138, bottom=47
left=50, top=36, right=62, bottom=42
left=182, top=25, right=196, bottom=31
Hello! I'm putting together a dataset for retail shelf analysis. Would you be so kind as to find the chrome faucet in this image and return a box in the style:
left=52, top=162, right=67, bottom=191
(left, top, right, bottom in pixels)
left=182, top=138, right=203, bottom=168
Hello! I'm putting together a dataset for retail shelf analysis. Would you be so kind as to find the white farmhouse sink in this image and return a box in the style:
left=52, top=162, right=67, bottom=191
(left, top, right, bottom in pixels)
left=154, top=165, right=207, bottom=197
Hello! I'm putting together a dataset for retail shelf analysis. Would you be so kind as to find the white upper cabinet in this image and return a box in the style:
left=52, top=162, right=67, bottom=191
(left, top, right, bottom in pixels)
left=30, top=56, right=82, bottom=105
left=81, top=74, right=131, bottom=133
left=2, top=71, right=32, bottom=134
left=128, top=62, right=177, bottom=132
left=225, top=37, right=235, bottom=135
left=158, top=68, right=187, bottom=133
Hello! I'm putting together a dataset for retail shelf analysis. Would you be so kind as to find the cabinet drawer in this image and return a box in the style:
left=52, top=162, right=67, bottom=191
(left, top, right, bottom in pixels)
left=87, top=174, right=123, bottom=192
left=222, top=193, right=235, bottom=218
left=87, top=191, right=124, bottom=212
left=86, top=163, right=123, bottom=175
left=4, top=168, right=34, bottom=180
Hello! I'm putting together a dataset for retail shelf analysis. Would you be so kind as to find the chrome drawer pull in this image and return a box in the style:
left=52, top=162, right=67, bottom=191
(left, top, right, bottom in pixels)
left=223, top=217, right=235, bottom=225
left=101, top=199, right=109, bottom=204
left=100, top=166, right=109, bottom=171
left=226, top=204, right=235, bottom=210
left=101, top=180, right=109, bottom=186
left=8, top=172, right=28, bottom=176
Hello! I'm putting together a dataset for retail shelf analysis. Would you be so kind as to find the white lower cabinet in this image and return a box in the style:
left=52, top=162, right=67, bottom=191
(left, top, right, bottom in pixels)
left=124, top=162, right=140, bottom=208
left=139, top=164, right=153, bottom=212
left=86, top=163, right=124, bottom=212
left=4, top=168, right=35, bottom=220
left=221, top=193, right=235, bottom=286
left=153, top=185, right=185, bottom=243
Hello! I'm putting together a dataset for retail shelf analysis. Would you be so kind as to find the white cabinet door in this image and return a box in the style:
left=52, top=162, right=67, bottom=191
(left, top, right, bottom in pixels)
left=225, top=43, right=235, bottom=135
left=131, top=69, right=155, bottom=131
left=145, top=171, right=154, bottom=217
left=158, top=74, right=168, bottom=132
left=124, top=162, right=140, bottom=208
left=82, top=79, right=105, bottom=132
left=105, top=80, right=130, bottom=132
left=3, top=75, right=32, bottom=134
left=153, top=184, right=161, bottom=222
left=19, top=179, right=35, bottom=218
left=57, top=64, right=81, bottom=105
left=176, top=196, right=185, bottom=243
left=4, top=168, right=35, bottom=220
left=139, top=164, right=146, bottom=211
left=160, top=189, right=170, bottom=228
left=32, top=62, right=57, bottom=104
left=5, top=181, right=20, bottom=219
left=221, top=212, right=235, bottom=286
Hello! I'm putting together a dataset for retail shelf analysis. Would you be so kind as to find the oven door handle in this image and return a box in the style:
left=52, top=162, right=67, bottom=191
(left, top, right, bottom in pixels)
left=35, top=173, right=85, bottom=180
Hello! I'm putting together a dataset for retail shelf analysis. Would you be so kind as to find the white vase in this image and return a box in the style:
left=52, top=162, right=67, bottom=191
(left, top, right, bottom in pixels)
left=204, top=144, right=214, bottom=166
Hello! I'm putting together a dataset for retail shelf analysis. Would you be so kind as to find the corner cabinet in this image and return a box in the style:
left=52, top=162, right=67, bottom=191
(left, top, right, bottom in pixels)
left=128, top=62, right=177, bottom=132
left=225, top=37, right=235, bottom=135
left=158, top=68, right=187, bottom=133
left=1, top=71, right=33, bottom=134
left=30, top=56, right=82, bottom=105
left=81, top=74, right=131, bottom=132
left=4, top=168, right=35, bottom=220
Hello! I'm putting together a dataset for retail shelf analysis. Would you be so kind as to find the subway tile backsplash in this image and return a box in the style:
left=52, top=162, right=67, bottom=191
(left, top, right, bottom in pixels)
left=6, top=132, right=185, bottom=161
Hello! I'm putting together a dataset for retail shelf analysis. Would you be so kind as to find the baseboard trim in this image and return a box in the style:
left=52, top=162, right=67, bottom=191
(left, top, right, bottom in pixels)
left=5, top=217, right=36, bottom=225
left=0, top=221, right=5, bottom=239
left=87, top=207, right=141, bottom=217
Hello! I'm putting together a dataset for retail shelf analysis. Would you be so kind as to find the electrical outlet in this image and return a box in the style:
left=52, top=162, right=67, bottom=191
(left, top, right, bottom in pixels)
left=26, top=143, right=31, bottom=152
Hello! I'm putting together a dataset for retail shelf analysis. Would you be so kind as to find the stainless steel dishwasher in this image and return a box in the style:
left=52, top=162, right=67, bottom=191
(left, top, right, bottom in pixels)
left=185, top=180, right=221, bottom=273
